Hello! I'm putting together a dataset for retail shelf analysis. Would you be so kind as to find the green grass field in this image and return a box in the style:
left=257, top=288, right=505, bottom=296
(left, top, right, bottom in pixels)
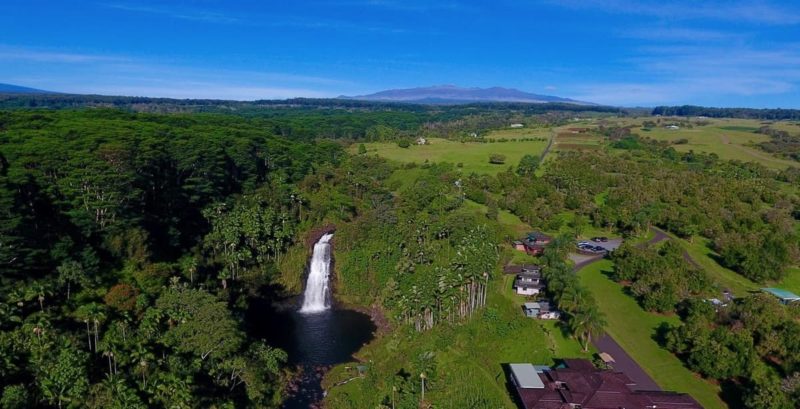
left=485, top=127, right=552, bottom=140
left=578, top=260, right=726, bottom=409
left=615, top=118, right=797, bottom=169
left=355, top=137, right=549, bottom=175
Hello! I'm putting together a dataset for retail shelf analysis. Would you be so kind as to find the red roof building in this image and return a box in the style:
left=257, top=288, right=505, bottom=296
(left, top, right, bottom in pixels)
left=510, top=359, right=703, bottom=409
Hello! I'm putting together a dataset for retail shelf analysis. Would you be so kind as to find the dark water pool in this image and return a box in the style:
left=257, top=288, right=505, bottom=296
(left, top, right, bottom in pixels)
left=248, top=299, right=376, bottom=408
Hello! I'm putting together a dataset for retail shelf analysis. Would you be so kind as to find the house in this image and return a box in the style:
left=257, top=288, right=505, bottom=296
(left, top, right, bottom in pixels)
left=762, top=288, right=800, bottom=305
left=522, top=301, right=560, bottom=319
left=509, top=359, right=703, bottom=409
left=416, top=137, right=427, bottom=145
left=666, top=125, right=680, bottom=130
left=513, top=232, right=552, bottom=256
left=523, top=302, right=540, bottom=318
left=510, top=123, right=524, bottom=128
left=514, top=270, right=543, bottom=296
left=512, top=240, right=546, bottom=256
left=526, top=231, right=552, bottom=245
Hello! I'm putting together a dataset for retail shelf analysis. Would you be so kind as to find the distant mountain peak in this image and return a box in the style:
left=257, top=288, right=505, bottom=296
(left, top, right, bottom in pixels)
left=340, top=85, right=592, bottom=105
left=0, top=83, right=57, bottom=94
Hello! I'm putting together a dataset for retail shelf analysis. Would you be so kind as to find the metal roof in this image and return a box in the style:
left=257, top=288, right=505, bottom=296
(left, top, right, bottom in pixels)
left=762, top=288, right=800, bottom=301
left=509, top=364, right=545, bottom=389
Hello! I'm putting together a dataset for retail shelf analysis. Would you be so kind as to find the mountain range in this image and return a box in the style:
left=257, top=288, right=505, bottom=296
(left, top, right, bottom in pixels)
left=0, top=83, right=56, bottom=94
left=340, top=85, right=592, bottom=105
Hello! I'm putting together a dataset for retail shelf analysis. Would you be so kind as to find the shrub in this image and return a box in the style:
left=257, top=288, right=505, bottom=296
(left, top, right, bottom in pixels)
left=488, top=154, right=506, bottom=164
left=397, top=140, right=410, bottom=148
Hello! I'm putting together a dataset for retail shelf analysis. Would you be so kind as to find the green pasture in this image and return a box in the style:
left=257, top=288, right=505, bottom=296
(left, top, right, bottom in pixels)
left=355, top=137, right=548, bottom=175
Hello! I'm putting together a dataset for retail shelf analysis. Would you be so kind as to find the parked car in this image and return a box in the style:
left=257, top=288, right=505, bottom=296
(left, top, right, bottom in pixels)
left=591, top=237, right=608, bottom=242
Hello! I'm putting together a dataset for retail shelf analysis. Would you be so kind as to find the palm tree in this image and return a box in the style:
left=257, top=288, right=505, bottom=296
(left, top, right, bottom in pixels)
left=569, top=305, right=607, bottom=352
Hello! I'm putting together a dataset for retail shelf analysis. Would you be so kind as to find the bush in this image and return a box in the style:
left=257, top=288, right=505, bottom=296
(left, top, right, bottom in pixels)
left=488, top=154, right=506, bottom=164
left=397, top=140, right=410, bottom=148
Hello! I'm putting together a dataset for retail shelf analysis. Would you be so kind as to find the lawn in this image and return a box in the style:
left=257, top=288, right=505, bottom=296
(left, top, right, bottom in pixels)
left=578, top=260, right=726, bottom=409
left=355, top=137, right=549, bottom=175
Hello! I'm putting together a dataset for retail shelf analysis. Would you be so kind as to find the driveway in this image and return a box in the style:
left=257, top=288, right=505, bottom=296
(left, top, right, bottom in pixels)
left=593, top=334, right=661, bottom=391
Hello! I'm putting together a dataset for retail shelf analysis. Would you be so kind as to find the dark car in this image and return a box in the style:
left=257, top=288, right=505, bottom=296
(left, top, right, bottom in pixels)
left=591, top=237, right=609, bottom=242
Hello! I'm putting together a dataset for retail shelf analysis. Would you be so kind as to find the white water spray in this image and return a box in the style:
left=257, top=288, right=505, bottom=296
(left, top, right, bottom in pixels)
left=300, top=233, right=334, bottom=313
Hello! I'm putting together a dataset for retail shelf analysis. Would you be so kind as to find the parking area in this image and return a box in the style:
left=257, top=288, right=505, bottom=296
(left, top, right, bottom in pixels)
left=569, top=237, right=623, bottom=269
left=576, top=237, right=622, bottom=254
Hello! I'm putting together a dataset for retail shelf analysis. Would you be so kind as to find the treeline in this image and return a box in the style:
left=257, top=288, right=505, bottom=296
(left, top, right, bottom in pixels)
left=0, top=94, right=626, bottom=142
left=653, top=105, right=800, bottom=120
left=0, top=109, right=343, bottom=407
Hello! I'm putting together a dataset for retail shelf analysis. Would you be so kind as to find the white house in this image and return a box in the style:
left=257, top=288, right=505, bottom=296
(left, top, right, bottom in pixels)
left=510, top=123, right=524, bottom=128
left=416, top=137, right=427, bottom=145
left=514, top=271, right=543, bottom=296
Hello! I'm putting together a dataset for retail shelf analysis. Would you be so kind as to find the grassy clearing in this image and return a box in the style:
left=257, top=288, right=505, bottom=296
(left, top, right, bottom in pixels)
left=355, top=137, right=548, bottom=175
left=578, top=260, right=726, bottom=409
left=662, top=231, right=800, bottom=298
left=485, top=127, right=552, bottom=140
left=673, top=235, right=759, bottom=296
left=619, top=118, right=796, bottom=169
left=778, top=267, right=800, bottom=294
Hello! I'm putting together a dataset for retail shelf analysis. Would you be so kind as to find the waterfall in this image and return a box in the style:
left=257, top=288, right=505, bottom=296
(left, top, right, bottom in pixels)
left=300, top=233, right=334, bottom=313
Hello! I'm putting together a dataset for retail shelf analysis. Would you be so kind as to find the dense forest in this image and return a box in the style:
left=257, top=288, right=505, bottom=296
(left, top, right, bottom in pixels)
left=0, top=109, right=345, bottom=408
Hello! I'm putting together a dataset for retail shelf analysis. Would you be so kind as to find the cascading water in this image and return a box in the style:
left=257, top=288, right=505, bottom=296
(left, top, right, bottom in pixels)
left=249, top=230, right=373, bottom=408
left=299, top=233, right=334, bottom=313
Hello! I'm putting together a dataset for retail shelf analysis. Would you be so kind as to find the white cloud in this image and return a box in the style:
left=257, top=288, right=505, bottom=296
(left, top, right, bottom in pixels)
left=0, top=46, right=129, bottom=63
left=101, top=3, right=241, bottom=24
left=541, top=0, right=800, bottom=25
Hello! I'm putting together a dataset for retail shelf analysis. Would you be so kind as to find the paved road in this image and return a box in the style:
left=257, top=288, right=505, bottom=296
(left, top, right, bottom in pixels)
left=593, top=335, right=661, bottom=391
left=642, top=226, right=669, bottom=247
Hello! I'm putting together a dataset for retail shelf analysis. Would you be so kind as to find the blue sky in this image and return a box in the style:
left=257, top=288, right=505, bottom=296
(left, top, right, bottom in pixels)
left=2, top=0, right=799, bottom=107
